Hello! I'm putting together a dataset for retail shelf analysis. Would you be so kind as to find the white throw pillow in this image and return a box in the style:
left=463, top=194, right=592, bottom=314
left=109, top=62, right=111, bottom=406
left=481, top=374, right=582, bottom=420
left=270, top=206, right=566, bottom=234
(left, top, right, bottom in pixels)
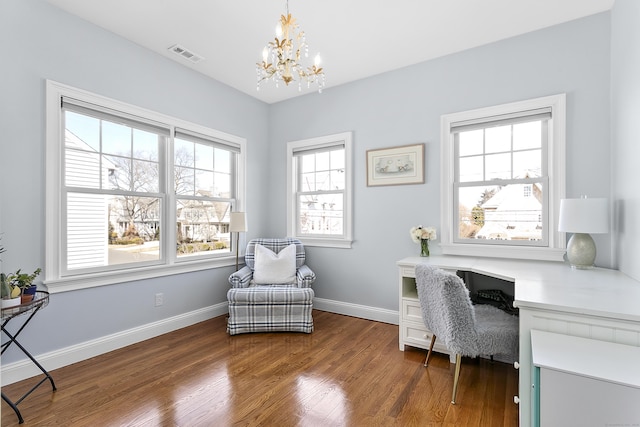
left=253, top=243, right=297, bottom=285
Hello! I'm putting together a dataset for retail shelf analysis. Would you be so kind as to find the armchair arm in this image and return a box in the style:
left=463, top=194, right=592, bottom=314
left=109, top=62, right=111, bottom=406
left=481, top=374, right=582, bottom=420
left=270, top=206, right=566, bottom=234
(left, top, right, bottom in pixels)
left=229, top=266, right=253, bottom=288
left=296, top=264, right=316, bottom=288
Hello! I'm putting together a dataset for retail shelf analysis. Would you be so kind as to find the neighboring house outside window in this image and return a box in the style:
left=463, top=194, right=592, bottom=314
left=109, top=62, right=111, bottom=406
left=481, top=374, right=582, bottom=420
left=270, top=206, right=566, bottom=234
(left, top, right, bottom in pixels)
left=45, top=81, right=246, bottom=292
left=440, top=94, right=566, bottom=261
left=287, top=132, right=353, bottom=248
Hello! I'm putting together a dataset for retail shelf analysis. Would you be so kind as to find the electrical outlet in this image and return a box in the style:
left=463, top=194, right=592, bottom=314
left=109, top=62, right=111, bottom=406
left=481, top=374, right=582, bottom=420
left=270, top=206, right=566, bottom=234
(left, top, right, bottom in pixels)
left=155, top=293, right=163, bottom=307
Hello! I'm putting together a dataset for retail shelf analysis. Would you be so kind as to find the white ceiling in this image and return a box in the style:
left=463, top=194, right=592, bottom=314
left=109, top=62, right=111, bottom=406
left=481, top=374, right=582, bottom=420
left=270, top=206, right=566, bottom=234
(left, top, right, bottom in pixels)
left=45, top=0, right=614, bottom=104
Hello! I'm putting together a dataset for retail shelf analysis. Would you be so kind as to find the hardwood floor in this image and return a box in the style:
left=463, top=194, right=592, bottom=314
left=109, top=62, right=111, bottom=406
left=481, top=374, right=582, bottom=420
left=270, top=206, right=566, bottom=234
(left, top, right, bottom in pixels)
left=1, top=311, right=518, bottom=426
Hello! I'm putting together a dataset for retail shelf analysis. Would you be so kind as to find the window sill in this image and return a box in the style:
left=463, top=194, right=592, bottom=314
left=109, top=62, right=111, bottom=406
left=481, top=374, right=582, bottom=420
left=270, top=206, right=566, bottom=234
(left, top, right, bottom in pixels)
left=44, top=256, right=237, bottom=293
left=441, top=243, right=565, bottom=262
left=296, top=237, right=352, bottom=249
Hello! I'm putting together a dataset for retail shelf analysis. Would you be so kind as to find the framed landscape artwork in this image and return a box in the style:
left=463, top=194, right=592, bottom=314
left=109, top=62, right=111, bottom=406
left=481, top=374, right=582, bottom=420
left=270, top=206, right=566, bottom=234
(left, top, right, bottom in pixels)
left=366, top=143, right=425, bottom=186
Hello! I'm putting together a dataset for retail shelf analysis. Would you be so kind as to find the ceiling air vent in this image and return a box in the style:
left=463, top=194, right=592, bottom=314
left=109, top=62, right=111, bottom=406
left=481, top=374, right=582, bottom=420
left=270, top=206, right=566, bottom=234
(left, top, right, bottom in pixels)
left=168, top=44, right=204, bottom=64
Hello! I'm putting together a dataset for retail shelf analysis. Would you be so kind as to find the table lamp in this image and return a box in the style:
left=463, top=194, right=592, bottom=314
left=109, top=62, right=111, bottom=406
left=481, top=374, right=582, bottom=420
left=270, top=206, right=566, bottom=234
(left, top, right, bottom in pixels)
left=229, top=212, right=247, bottom=271
left=558, top=197, right=608, bottom=269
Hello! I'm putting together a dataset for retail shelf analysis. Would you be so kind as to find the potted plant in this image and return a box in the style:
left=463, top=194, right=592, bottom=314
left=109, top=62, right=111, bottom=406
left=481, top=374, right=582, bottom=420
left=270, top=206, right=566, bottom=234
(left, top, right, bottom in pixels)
left=7, top=268, right=42, bottom=303
left=0, top=236, right=21, bottom=308
left=1, top=272, right=22, bottom=308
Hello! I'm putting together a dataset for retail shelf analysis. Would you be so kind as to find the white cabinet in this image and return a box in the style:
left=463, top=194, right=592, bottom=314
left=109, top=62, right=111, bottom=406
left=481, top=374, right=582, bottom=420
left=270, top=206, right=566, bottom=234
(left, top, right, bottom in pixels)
left=531, top=330, right=640, bottom=427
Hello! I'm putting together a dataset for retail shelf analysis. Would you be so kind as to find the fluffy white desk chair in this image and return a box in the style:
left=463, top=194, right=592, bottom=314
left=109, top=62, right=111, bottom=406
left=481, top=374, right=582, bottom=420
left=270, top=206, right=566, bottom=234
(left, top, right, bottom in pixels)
left=415, top=264, right=518, bottom=404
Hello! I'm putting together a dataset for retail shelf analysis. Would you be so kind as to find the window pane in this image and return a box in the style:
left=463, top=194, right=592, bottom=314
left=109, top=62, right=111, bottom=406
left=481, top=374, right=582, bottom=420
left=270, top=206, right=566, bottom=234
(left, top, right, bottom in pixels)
left=133, top=159, right=159, bottom=192
left=315, top=171, right=331, bottom=191
left=195, top=143, right=213, bottom=170
left=300, top=172, right=316, bottom=191
left=458, top=130, right=483, bottom=156
left=459, top=156, right=483, bottom=182
left=513, top=121, right=542, bottom=150
left=214, top=148, right=231, bottom=174
left=315, top=151, right=330, bottom=171
left=298, top=193, right=343, bottom=236
left=65, top=111, right=100, bottom=152
left=331, top=170, right=345, bottom=190
left=301, top=154, right=315, bottom=174
left=175, top=139, right=194, bottom=167
left=67, top=193, right=161, bottom=270
left=104, top=155, right=131, bottom=191
left=175, top=166, right=194, bottom=195
left=513, top=149, right=542, bottom=178
left=133, top=129, right=159, bottom=161
left=485, top=153, right=511, bottom=180
left=458, top=186, right=499, bottom=239
left=195, top=170, right=214, bottom=194
left=102, top=121, right=131, bottom=156
left=176, top=199, right=231, bottom=257
left=65, top=149, right=101, bottom=188
left=214, top=172, right=231, bottom=196
left=485, top=125, right=511, bottom=153
left=457, top=183, right=543, bottom=241
left=330, top=149, right=345, bottom=170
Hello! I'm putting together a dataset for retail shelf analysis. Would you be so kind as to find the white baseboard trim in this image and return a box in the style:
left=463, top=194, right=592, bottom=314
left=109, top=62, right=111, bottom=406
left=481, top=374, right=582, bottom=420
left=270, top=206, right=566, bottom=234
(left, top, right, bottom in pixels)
left=313, top=297, right=399, bottom=325
left=1, top=302, right=228, bottom=386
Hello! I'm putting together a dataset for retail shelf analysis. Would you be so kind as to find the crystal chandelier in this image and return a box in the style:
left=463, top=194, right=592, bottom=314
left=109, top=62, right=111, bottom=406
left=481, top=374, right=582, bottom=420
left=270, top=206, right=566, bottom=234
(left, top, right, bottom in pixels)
left=256, top=1, right=325, bottom=92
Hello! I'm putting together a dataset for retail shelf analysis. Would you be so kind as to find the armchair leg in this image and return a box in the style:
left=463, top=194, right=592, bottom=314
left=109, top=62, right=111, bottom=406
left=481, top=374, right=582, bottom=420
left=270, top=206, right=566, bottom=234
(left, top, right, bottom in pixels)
left=451, top=353, right=462, bottom=404
left=424, top=335, right=437, bottom=367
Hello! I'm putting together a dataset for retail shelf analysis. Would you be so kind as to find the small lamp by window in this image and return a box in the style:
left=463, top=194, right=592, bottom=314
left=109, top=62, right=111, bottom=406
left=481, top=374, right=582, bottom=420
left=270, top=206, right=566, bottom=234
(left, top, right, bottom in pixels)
left=229, top=212, right=247, bottom=271
left=558, top=197, right=608, bottom=269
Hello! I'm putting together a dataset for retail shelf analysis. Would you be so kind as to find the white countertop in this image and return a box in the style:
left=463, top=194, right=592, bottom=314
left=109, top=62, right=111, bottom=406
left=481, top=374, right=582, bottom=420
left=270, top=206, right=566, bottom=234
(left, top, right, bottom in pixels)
left=397, top=255, right=640, bottom=323
left=531, top=329, right=640, bottom=389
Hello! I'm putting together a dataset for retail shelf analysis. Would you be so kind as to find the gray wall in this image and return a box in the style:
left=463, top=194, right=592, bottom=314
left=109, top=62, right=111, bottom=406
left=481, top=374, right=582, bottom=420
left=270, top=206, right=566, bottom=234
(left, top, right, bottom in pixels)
left=268, top=13, right=613, bottom=311
left=0, top=0, right=270, bottom=363
left=1, top=0, right=632, bottom=369
left=611, top=0, right=640, bottom=282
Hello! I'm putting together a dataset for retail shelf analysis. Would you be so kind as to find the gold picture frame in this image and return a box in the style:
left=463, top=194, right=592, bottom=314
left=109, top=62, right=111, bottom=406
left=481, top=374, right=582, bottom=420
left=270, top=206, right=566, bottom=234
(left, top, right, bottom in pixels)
left=366, top=143, right=425, bottom=186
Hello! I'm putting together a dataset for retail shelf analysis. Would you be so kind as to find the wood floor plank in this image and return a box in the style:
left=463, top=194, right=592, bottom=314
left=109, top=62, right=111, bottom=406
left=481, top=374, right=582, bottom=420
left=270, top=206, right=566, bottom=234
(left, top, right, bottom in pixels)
left=2, top=311, right=518, bottom=426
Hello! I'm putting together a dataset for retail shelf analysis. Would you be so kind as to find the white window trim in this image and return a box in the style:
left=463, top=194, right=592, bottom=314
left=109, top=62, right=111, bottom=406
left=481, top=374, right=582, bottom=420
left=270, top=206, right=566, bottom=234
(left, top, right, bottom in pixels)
left=45, top=80, right=246, bottom=293
left=286, top=132, right=353, bottom=248
left=440, top=94, right=566, bottom=261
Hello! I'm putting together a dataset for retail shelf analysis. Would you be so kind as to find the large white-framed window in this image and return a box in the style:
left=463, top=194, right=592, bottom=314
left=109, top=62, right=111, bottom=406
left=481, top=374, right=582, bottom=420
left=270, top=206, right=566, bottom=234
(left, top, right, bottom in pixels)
left=440, top=94, right=566, bottom=261
left=286, top=132, right=353, bottom=248
left=45, top=80, right=246, bottom=292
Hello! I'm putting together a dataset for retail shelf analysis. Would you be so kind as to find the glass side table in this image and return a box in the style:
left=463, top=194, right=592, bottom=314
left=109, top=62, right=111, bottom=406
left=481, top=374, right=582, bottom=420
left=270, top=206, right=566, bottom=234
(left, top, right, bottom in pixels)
left=1, top=291, right=56, bottom=424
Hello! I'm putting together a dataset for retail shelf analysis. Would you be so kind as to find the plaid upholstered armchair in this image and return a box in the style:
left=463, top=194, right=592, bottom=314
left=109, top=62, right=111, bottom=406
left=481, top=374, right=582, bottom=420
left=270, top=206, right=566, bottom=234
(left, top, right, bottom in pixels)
left=227, top=238, right=316, bottom=335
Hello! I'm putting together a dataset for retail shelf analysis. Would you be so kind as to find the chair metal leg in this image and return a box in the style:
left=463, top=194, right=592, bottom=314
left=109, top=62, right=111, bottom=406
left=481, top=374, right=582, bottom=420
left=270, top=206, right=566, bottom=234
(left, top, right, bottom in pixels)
left=451, top=353, right=462, bottom=404
left=423, top=335, right=437, bottom=367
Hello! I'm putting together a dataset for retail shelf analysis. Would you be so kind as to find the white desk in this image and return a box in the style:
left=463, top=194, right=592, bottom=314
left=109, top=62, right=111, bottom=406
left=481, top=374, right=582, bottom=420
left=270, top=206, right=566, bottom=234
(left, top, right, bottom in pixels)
left=397, top=255, right=640, bottom=427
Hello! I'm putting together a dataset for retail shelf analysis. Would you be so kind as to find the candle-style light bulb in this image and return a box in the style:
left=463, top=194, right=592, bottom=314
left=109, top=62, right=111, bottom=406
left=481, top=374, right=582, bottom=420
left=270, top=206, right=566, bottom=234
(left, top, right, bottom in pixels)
left=262, top=47, right=269, bottom=63
left=275, top=24, right=282, bottom=39
left=314, top=54, right=321, bottom=68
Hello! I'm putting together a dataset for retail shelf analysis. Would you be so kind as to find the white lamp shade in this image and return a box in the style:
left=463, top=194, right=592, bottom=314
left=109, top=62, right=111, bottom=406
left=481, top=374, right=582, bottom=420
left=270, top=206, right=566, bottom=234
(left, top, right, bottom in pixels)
left=558, top=198, right=609, bottom=234
left=229, top=212, right=247, bottom=233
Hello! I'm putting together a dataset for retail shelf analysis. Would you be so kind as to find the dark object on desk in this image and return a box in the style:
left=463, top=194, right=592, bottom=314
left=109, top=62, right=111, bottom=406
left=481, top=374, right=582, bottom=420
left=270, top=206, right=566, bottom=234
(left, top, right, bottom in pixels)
left=472, top=289, right=519, bottom=316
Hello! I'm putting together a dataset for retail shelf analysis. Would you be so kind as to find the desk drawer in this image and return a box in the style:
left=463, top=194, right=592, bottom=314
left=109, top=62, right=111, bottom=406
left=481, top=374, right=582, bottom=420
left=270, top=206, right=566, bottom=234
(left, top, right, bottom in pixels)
left=403, top=322, right=432, bottom=348
left=402, top=299, right=424, bottom=323
left=402, top=322, right=452, bottom=358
